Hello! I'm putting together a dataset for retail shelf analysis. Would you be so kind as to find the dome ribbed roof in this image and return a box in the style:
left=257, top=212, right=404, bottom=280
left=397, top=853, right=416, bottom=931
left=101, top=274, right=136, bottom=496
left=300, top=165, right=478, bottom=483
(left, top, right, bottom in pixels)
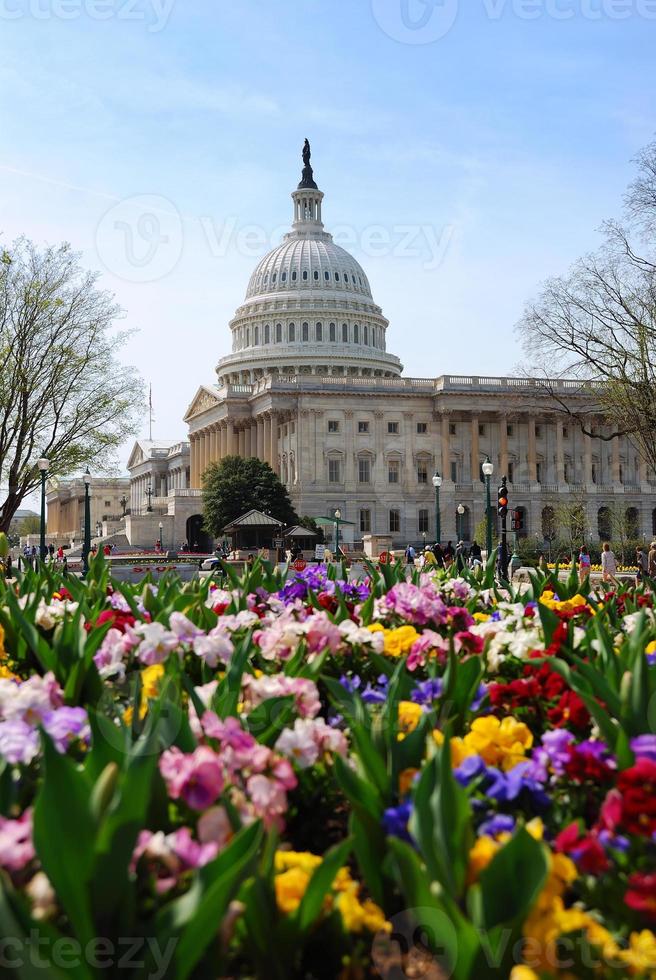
left=245, top=238, right=373, bottom=301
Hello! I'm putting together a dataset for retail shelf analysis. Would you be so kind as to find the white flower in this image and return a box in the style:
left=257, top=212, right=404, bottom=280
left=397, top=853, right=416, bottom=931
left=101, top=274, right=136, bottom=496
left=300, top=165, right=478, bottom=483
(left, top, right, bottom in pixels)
left=192, top=630, right=233, bottom=668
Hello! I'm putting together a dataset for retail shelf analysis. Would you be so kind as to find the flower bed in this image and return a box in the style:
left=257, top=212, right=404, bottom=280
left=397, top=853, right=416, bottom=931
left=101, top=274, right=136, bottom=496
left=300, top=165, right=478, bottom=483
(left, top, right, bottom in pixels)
left=0, top=555, right=655, bottom=978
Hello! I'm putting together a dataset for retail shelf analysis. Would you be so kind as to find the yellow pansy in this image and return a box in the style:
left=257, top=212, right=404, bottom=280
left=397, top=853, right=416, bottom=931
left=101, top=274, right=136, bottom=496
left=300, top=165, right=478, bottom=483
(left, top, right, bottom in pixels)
left=540, top=592, right=594, bottom=615
left=124, top=664, right=165, bottom=724
left=397, top=701, right=423, bottom=739
left=510, top=968, right=540, bottom=980
left=467, top=835, right=499, bottom=883
left=0, top=663, right=19, bottom=681
left=647, top=641, right=656, bottom=656
left=274, top=850, right=322, bottom=875
left=366, top=623, right=386, bottom=633
left=618, top=930, right=656, bottom=974
left=384, top=626, right=420, bottom=657
left=462, top=715, right=533, bottom=771
left=275, top=866, right=311, bottom=914
left=473, top=612, right=490, bottom=623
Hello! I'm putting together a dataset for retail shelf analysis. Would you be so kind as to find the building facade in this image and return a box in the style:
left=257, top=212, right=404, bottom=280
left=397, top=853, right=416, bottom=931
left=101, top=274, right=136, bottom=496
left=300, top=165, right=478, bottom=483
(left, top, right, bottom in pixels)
left=46, top=477, right=130, bottom=544
left=181, top=146, right=656, bottom=550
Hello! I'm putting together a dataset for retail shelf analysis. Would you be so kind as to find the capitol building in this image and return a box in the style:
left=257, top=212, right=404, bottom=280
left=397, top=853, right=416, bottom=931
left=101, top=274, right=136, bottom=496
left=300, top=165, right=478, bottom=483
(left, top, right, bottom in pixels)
left=125, top=144, right=656, bottom=553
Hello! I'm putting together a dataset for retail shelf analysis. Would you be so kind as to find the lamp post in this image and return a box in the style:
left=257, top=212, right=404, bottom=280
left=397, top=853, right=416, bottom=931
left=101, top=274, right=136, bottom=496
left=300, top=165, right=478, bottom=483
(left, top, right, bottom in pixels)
left=457, top=503, right=465, bottom=542
left=334, top=509, right=341, bottom=558
left=432, top=471, right=442, bottom=545
left=482, top=456, right=494, bottom=559
left=145, top=485, right=153, bottom=513
left=82, top=468, right=91, bottom=575
left=95, top=521, right=102, bottom=540
left=159, top=521, right=163, bottom=552
left=37, top=456, right=49, bottom=562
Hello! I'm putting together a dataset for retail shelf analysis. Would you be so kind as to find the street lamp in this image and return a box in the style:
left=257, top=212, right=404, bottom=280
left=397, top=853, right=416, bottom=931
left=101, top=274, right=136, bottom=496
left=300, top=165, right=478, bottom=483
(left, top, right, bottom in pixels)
left=145, top=485, right=153, bottom=513
left=482, top=456, right=494, bottom=558
left=457, top=503, right=465, bottom=542
left=334, top=509, right=341, bottom=558
left=159, top=520, right=163, bottom=552
left=82, top=468, right=91, bottom=575
left=37, top=456, right=49, bottom=562
left=432, top=471, right=442, bottom=544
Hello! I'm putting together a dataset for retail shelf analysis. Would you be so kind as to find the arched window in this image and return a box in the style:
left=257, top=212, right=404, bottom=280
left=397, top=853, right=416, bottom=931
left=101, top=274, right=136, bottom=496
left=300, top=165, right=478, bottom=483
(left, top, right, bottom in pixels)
left=292, top=270, right=297, bottom=282
left=281, top=271, right=287, bottom=283
left=344, top=273, right=349, bottom=283
left=316, top=322, right=323, bottom=341
left=302, top=322, right=309, bottom=342
left=364, top=325, right=369, bottom=345
left=598, top=507, right=611, bottom=541
left=288, top=322, right=295, bottom=342
left=652, top=508, right=656, bottom=536
left=335, top=272, right=340, bottom=282
left=272, top=272, right=277, bottom=284
left=264, top=324, right=270, bottom=344
left=329, top=322, right=336, bottom=342
left=541, top=506, right=556, bottom=542
left=254, top=326, right=259, bottom=346
left=302, top=270, right=308, bottom=281
left=626, top=507, right=640, bottom=538
left=276, top=323, right=282, bottom=343
left=342, top=323, right=348, bottom=343
left=246, top=327, right=250, bottom=346
left=324, top=271, right=330, bottom=282
left=313, top=270, right=319, bottom=281
left=354, top=324, right=360, bottom=344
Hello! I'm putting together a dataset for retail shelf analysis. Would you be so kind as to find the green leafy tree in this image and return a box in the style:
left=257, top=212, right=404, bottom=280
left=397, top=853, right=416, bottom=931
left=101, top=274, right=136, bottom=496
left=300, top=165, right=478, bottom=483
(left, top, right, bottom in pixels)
left=0, top=239, right=143, bottom=532
left=299, top=515, right=325, bottom=543
left=202, top=456, right=298, bottom=537
left=18, top=515, right=41, bottom=536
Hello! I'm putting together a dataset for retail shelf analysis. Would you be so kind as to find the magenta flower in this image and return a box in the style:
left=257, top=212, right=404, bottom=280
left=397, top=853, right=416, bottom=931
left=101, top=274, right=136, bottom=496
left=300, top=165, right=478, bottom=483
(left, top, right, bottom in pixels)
left=159, top=745, right=224, bottom=811
left=0, top=809, right=35, bottom=872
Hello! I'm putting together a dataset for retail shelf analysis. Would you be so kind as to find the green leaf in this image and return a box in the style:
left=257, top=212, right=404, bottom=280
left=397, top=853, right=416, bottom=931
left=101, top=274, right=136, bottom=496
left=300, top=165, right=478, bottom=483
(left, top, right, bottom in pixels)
left=294, top=837, right=352, bottom=931
left=477, top=826, right=548, bottom=930
left=32, top=733, right=96, bottom=949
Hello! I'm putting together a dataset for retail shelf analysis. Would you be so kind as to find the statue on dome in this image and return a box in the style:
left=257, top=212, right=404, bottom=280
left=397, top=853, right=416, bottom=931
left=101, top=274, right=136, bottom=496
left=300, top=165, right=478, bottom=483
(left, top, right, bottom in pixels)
left=302, top=139, right=311, bottom=167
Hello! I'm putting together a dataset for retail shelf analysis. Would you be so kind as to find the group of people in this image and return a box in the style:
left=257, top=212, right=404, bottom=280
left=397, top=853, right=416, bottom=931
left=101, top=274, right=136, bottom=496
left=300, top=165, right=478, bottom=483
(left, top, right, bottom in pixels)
left=579, top=541, right=656, bottom=585
left=405, top=540, right=484, bottom=572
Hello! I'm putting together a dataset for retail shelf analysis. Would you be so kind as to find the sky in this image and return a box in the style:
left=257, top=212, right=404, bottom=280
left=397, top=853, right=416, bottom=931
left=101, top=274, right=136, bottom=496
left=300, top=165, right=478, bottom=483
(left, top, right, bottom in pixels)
left=1, top=0, right=655, bottom=482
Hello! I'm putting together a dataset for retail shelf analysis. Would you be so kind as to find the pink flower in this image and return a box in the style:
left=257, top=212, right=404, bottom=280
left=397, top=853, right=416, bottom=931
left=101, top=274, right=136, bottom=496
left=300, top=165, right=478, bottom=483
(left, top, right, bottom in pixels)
left=407, top=631, right=448, bottom=671
left=383, top=582, right=448, bottom=626
left=159, top=745, right=224, bottom=811
left=197, top=806, right=233, bottom=850
left=169, top=612, right=204, bottom=644
left=275, top=720, right=320, bottom=768
left=131, top=826, right=218, bottom=894
left=246, top=773, right=288, bottom=827
left=0, top=809, right=35, bottom=872
left=135, top=622, right=180, bottom=666
left=192, top=630, right=233, bottom=668
left=93, top=627, right=133, bottom=680
left=0, top=719, right=40, bottom=765
left=454, top=631, right=485, bottom=655
left=305, top=612, right=342, bottom=658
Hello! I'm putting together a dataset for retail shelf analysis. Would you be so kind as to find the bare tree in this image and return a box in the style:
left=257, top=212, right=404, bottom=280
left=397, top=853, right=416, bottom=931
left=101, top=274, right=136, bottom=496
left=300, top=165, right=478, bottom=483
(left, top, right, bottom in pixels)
left=0, top=239, right=143, bottom=532
left=518, top=137, right=656, bottom=472
left=553, top=492, right=588, bottom=555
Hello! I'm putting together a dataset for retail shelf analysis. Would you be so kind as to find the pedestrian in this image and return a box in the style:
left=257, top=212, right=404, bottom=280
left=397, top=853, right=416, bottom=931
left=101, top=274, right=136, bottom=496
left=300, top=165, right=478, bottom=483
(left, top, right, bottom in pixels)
left=649, top=541, right=656, bottom=579
left=422, top=547, right=436, bottom=568
left=62, top=555, right=68, bottom=577
left=405, top=543, right=416, bottom=566
left=455, top=540, right=467, bottom=571
left=432, top=542, right=445, bottom=568
left=444, top=540, right=454, bottom=560
left=57, top=546, right=64, bottom=561
left=578, top=546, right=591, bottom=584
left=48, top=543, right=55, bottom=560
left=5, top=554, right=12, bottom=579
left=538, top=553, right=549, bottom=574
left=469, top=540, right=482, bottom=566
left=636, top=545, right=648, bottom=585
left=601, top=542, right=617, bottom=584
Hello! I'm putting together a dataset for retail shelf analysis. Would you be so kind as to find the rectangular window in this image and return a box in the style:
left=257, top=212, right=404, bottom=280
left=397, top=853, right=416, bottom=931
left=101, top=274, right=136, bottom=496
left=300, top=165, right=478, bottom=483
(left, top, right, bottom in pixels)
left=449, top=423, right=457, bottom=436
left=591, top=463, right=597, bottom=484
left=450, top=461, right=458, bottom=483
left=563, top=426, right=569, bottom=439
left=358, top=458, right=371, bottom=483
left=417, top=462, right=428, bottom=484
left=508, top=461, right=514, bottom=482
left=536, top=462, right=542, bottom=483
left=535, top=425, right=542, bottom=438
left=507, top=424, right=514, bottom=437
left=104, top=500, right=111, bottom=508
left=388, top=460, right=400, bottom=484
left=418, top=509, right=429, bottom=533
left=328, top=459, right=341, bottom=484
left=416, top=422, right=428, bottom=434
left=389, top=509, right=400, bottom=533
left=358, top=421, right=369, bottom=434
left=388, top=422, right=399, bottom=434
left=478, top=424, right=486, bottom=437
left=328, top=420, right=340, bottom=433
left=359, top=509, right=371, bottom=533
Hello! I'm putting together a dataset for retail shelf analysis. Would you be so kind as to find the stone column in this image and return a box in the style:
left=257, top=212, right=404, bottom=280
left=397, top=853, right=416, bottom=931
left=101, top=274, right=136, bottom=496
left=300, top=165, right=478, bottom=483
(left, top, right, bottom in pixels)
left=471, top=417, right=479, bottom=485
left=190, top=435, right=199, bottom=489
left=499, top=416, right=508, bottom=480
left=226, top=420, right=236, bottom=456
left=612, top=434, right=621, bottom=484
left=244, top=424, right=252, bottom=458
left=555, top=419, right=565, bottom=484
left=263, top=416, right=272, bottom=465
left=250, top=421, right=257, bottom=457
left=210, top=426, right=219, bottom=464
left=257, top=418, right=265, bottom=459
left=270, top=411, right=278, bottom=475
left=219, top=423, right=227, bottom=459
left=440, top=414, right=450, bottom=481
left=639, top=452, right=647, bottom=486
left=344, top=411, right=355, bottom=486
left=528, top=417, right=537, bottom=484
left=584, top=432, right=593, bottom=485
left=404, top=412, right=415, bottom=490
left=238, top=426, right=246, bottom=458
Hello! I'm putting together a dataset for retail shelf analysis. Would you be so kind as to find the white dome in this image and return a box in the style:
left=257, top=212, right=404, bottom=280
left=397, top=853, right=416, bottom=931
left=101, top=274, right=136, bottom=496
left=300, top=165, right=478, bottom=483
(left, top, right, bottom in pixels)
left=217, top=149, right=403, bottom=383
left=246, top=238, right=373, bottom=301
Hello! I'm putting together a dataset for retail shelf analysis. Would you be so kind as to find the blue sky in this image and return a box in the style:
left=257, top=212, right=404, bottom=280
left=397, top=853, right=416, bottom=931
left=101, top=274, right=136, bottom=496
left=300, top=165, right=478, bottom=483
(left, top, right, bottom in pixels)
left=0, top=0, right=654, bottom=472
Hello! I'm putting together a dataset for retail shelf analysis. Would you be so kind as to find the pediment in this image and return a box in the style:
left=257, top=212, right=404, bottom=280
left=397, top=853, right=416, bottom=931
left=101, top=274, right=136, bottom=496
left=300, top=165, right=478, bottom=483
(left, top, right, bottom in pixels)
left=183, top=386, right=222, bottom=422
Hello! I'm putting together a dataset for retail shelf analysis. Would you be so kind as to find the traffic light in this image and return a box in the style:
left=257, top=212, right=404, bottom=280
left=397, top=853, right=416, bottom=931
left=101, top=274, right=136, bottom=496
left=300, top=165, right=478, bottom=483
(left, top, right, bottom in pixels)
left=497, top=481, right=508, bottom=518
left=511, top=509, right=524, bottom=532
